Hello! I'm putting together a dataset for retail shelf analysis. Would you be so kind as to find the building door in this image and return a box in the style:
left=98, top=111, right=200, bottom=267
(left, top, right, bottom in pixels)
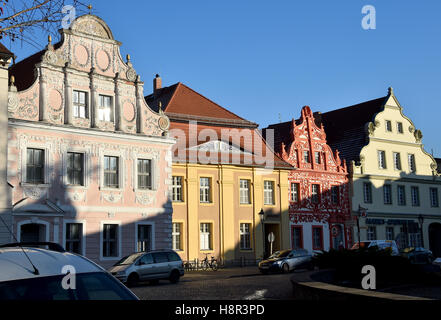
left=429, top=223, right=441, bottom=258
left=137, top=225, right=152, bottom=252
left=20, top=223, right=46, bottom=242
left=331, top=224, right=344, bottom=250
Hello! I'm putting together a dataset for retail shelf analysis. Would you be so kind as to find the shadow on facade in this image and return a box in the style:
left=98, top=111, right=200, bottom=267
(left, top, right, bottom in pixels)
left=2, top=156, right=173, bottom=270
left=350, top=171, right=441, bottom=257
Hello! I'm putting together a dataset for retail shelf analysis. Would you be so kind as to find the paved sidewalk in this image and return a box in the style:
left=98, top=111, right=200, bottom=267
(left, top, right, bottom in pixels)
left=183, top=266, right=261, bottom=279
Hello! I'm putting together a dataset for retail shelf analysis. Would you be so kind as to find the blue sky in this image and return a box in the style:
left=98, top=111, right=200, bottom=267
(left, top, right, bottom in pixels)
left=9, top=0, right=441, bottom=157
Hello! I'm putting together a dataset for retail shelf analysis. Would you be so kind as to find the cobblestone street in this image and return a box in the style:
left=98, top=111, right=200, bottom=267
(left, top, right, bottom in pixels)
left=131, top=267, right=297, bottom=300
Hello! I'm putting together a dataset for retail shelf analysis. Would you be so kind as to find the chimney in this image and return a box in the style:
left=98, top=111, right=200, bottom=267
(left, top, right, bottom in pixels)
left=153, top=74, right=162, bottom=96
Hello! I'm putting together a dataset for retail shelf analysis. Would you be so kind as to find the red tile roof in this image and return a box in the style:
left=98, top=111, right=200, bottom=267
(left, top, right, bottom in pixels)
left=146, top=82, right=292, bottom=169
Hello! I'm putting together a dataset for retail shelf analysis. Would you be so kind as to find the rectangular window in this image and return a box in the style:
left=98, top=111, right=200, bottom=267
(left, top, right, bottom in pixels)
left=311, top=184, right=320, bottom=204
left=66, top=223, right=82, bottom=254
left=67, top=152, right=84, bottom=186
left=26, top=148, right=45, bottom=184
left=200, top=223, right=212, bottom=250
left=200, top=177, right=211, bottom=203
left=239, top=179, right=251, bottom=204
left=303, top=150, right=310, bottom=163
left=411, top=186, right=420, bottom=207
left=363, top=182, right=372, bottom=203
left=103, top=224, right=118, bottom=257
left=386, top=227, right=394, bottom=241
left=383, top=184, right=392, bottom=205
left=385, top=120, right=392, bottom=132
left=137, top=159, right=152, bottom=190
left=73, top=90, right=88, bottom=119
left=397, top=185, right=406, bottom=206
left=393, top=152, right=402, bottom=170
left=314, top=152, right=321, bottom=164
left=430, top=188, right=439, bottom=207
left=312, top=227, right=323, bottom=250
left=408, top=154, right=416, bottom=173
left=239, top=223, right=251, bottom=250
left=378, top=150, right=386, bottom=169
left=137, top=225, right=152, bottom=252
left=331, top=186, right=339, bottom=205
left=291, top=226, right=303, bottom=249
left=367, top=226, right=377, bottom=241
left=264, top=181, right=275, bottom=205
left=172, top=176, right=183, bottom=202
left=290, top=183, right=299, bottom=203
left=98, top=95, right=113, bottom=122
left=397, top=122, right=403, bottom=133
left=104, top=156, right=119, bottom=188
left=172, top=223, right=182, bottom=251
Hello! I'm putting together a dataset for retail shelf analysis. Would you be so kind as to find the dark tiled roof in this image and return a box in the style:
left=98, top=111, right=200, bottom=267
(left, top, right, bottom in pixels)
left=265, top=96, right=388, bottom=164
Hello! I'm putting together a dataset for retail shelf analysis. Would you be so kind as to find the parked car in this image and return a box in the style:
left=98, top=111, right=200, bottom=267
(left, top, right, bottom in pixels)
left=401, top=247, right=434, bottom=264
left=258, top=249, right=313, bottom=274
left=351, top=240, right=400, bottom=255
left=0, top=242, right=138, bottom=300
left=109, top=249, right=184, bottom=286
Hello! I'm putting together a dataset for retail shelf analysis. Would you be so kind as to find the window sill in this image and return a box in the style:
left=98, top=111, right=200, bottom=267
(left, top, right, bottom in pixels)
left=20, top=183, right=50, bottom=188
left=99, top=187, right=122, bottom=192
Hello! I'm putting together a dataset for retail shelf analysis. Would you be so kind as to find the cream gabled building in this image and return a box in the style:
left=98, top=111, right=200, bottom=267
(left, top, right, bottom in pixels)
left=316, top=88, right=441, bottom=256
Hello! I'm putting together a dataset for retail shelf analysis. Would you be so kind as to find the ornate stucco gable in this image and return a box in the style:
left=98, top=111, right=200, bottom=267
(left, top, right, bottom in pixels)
left=358, top=87, right=439, bottom=177
left=8, top=14, right=169, bottom=137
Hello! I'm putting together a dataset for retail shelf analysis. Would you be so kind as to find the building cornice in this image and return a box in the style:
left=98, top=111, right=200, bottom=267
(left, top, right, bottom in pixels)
left=353, top=173, right=441, bottom=184
left=8, top=119, right=176, bottom=146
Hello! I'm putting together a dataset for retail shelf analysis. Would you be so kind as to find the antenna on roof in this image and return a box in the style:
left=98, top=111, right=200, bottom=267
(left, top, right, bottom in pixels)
left=0, top=202, right=39, bottom=275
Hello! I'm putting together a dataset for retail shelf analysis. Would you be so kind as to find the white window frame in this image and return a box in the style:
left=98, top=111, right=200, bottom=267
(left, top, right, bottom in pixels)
left=385, top=120, right=392, bottom=132
left=290, top=183, right=299, bottom=203
left=134, top=221, right=155, bottom=252
left=73, top=90, right=89, bottom=119
left=311, top=184, right=320, bottom=204
left=200, top=223, right=212, bottom=251
left=263, top=180, right=275, bottom=205
left=98, top=94, right=114, bottom=122
left=99, top=221, right=122, bottom=261
left=172, top=222, right=182, bottom=251
left=367, top=226, right=377, bottom=240
left=239, top=179, right=251, bottom=204
left=383, top=184, right=392, bottom=205
left=239, top=223, right=252, bottom=250
left=397, top=185, right=406, bottom=206
left=411, top=186, right=420, bottom=207
left=393, top=152, right=402, bottom=170
left=172, top=176, right=184, bottom=202
left=363, top=182, right=372, bottom=203
left=378, top=150, right=386, bottom=169
left=408, top=154, right=416, bottom=173
left=430, top=188, right=439, bottom=207
left=99, top=150, right=125, bottom=191
left=200, top=177, right=211, bottom=203
left=396, top=122, right=403, bottom=134
left=63, top=219, right=86, bottom=256
left=21, top=145, right=51, bottom=186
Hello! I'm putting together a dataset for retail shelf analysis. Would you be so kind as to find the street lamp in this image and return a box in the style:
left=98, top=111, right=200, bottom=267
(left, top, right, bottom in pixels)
left=259, top=209, right=265, bottom=258
left=418, top=214, right=425, bottom=248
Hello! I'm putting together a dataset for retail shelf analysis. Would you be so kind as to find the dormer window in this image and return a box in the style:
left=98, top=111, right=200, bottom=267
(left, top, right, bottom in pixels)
left=73, top=90, right=88, bottom=119
left=98, top=95, right=113, bottom=122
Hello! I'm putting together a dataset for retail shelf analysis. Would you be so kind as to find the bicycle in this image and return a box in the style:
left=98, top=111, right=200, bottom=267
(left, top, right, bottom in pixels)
left=183, top=261, right=195, bottom=271
left=201, top=253, right=218, bottom=271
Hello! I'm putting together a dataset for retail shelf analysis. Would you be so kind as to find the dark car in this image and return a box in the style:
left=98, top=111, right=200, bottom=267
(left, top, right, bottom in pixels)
left=258, top=249, right=313, bottom=274
left=401, top=247, right=434, bottom=265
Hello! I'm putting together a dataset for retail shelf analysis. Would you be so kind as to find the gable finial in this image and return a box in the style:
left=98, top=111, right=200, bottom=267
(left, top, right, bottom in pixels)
left=388, top=86, right=394, bottom=96
left=88, top=4, right=93, bottom=14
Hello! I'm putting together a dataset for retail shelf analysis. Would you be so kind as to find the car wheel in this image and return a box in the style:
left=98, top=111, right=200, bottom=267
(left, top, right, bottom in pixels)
left=126, top=273, right=139, bottom=288
left=282, top=263, right=290, bottom=273
left=169, top=270, right=181, bottom=284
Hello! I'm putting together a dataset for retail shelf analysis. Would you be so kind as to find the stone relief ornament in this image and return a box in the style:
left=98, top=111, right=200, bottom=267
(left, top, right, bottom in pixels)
left=43, top=50, right=58, bottom=65
left=408, top=126, right=415, bottom=133
left=135, top=192, right=155, bottom=205
left=102, top=192, right=122, bottom=203
left=72, top=19, right=110, bottom=39
left=414, top=129, right=423, bottom=143
left=23, top=186, right=48, bottom=200
left=8, top=91, right=18, bottom=112
left=66, top=191, right=86, bottom=202
left=158, top=114, right=170, bottom=132
left=126, top=67, right=137, bottom=82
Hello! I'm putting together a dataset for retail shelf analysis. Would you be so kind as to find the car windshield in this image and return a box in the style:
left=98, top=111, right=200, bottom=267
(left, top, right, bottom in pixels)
left=269, top=250, right=291, bottom=259
left=114, top=253, right=144, bottom=266
left=0, top=272, right=138, bottom=300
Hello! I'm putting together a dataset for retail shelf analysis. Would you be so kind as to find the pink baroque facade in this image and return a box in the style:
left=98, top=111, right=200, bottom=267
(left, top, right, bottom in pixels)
left=6, top=15, right=174, bottom=268
left=265, top=106, right=353, bottom=252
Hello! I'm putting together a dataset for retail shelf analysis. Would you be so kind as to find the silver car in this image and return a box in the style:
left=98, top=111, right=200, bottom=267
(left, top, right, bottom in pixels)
left=109, top=249, right=184, bottom=286
left=258, top=249, right=313, bottom=274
